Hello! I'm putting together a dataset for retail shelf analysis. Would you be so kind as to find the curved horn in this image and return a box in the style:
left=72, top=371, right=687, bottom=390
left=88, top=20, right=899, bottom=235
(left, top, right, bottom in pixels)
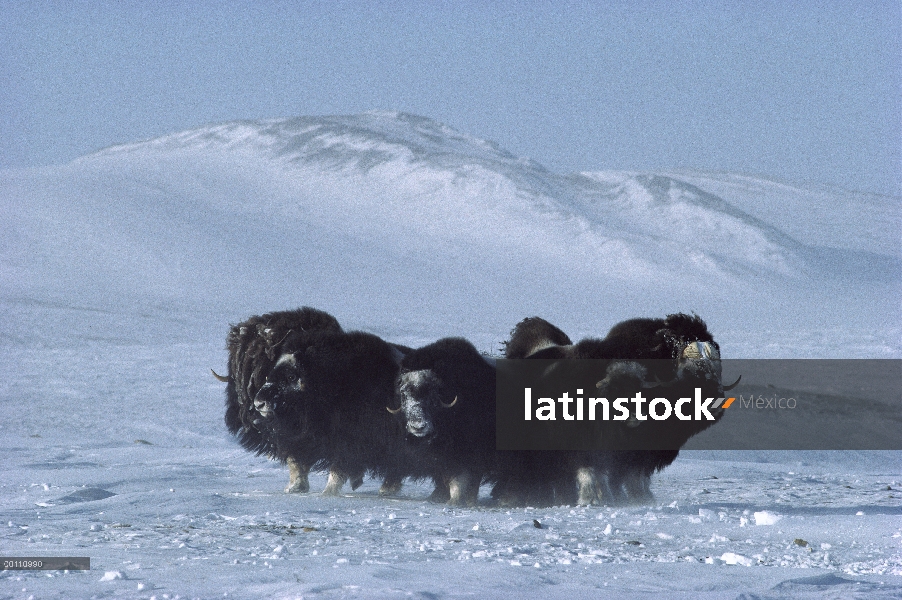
left=440, top=396, right=458, bottom=409
left=386, top=405, right=403, bottom=415
left=211, top=369, right=230, bottom=382
left=722, top=375, right=742, bottom=391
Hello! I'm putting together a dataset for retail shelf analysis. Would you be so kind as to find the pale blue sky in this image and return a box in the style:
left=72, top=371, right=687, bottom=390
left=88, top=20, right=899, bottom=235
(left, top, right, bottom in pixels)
left=2, top=1, right=900, bottom=195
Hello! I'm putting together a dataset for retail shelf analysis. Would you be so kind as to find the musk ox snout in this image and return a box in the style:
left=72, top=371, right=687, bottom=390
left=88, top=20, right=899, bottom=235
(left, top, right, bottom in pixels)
left=253, top=382, right=277, bottom=417
left=407, top=419, right=435, bottom=438
left=400, top=395, right=435, bottom=438
left=395, top=369, right=443, bottom=438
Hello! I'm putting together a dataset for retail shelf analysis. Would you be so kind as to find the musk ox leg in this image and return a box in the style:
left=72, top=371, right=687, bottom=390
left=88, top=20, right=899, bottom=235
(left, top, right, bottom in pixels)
left=464, top=473, right=482, bottom=506
left=490, top=479, right=516, bottom=507
left=379, top=475, right=404, bottom=496
left=285, top=458, right=310, bottom=494
left=447, top=472, right=479, bottom=507
left=605, top=471, right=629, bottom=505
left=552, top=471, right=579, bottom=506
left=594, top=472, right=618, bottom=505
left=322, top=469, right=348, bottom=496
left=623, top=471, right=654, bottom=504
left=576, top=467, right=599, bottom=506
left=349, top=473, right=365, bottom=491
left=427, top=478, right=451, bottom=503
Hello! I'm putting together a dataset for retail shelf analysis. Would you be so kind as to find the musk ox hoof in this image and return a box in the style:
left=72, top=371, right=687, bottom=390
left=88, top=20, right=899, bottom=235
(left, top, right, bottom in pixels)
left=427, top=484, right=451, bottom=504
left=321, top=470, right=348, bottom=496
left=575, top=467, right=600, bottom=506
left=286, top=458, right=310, bottom=494
left=285, top=479, right=310, bottom=494
left=378, top=479, right=404, bottom=496
left=446, top=497, right=476, bottom=508
left=623, top=473, right=655, bottom=505
left=350, top=475, right=365, bottom=491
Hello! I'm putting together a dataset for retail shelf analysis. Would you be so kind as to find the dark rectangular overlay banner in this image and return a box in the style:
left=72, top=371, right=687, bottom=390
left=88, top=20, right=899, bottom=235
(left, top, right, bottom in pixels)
left=496, top=359, right=901, bottom=450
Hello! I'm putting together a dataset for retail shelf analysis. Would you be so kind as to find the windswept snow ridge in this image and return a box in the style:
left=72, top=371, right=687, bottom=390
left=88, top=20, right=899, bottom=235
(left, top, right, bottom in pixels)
left=1, top=112, right=898, bottom=355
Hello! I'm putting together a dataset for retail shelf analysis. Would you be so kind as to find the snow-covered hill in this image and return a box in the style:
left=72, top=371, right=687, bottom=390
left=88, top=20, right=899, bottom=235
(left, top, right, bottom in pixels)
left=1, top=111, right=898, bottom=355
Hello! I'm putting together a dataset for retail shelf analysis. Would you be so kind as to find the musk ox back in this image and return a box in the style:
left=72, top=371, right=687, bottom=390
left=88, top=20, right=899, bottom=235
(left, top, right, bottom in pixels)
left=389, top=337, right=497, bottom=506
left=503, top=317, right=572, bottom=359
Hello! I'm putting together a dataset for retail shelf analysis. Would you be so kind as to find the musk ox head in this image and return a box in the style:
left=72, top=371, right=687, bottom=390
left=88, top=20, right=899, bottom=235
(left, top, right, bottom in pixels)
left=387, top=337, right=493, bottom=441
left=217, top=307, right=343, bottom=445
left=603, top=313, right=738, bottom=395
left=390, top=369, right=458, bottom=439
left=252, top=351, right=309, bottom=420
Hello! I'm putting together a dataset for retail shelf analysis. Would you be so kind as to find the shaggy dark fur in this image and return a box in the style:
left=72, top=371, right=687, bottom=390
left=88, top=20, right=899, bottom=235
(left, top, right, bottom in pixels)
left=490, top=317, right=600, bottom=506
left=503, top=316, right=572, bottom=359
left=249, top=328, right=410, bottom=496
left=390, top=338, right=497, bottom=506
left=501, top=313, right=726, bottom=505
left=591, top=315, right=724, bottom=503
left=223, top=307, right=343, bottom=463
left=527, top=313, right=716, bottom=362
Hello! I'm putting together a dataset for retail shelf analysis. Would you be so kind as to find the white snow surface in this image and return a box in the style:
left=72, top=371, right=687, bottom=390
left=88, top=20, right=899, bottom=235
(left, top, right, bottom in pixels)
left=1, top=112, right=900, bottom=598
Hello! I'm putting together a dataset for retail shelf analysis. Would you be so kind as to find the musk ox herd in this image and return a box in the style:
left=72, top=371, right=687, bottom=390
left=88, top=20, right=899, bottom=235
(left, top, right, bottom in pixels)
left=213, top=307, right=736, bottom=507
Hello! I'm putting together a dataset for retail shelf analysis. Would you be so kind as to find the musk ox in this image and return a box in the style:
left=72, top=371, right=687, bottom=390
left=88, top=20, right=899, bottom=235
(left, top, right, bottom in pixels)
left=503, top=313, right=736, bottom=505
left=387, top=337, right=497, bottom=506
left=217, top=307, right=343, bottom=494
left=390, top=334, right=595, bottom=508
left=248, top=327, right=411, bottom=496
left=494, top=317, right=609, bottom=506
left=215, top=307, right=412, bottom=496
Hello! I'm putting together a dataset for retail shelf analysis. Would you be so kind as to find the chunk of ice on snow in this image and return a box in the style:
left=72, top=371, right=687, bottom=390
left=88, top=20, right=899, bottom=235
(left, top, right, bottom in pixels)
left=99, top=571, right=123, bottom=581
left=753, top=511, right=782, bottom=526
left=720, top=552, right=753, bottom=566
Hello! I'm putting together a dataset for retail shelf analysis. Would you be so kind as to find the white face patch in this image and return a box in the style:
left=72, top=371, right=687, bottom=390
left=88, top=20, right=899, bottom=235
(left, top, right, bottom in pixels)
left=681, top=341, right=720, bottom=361
left=254, top=397, right=273, bottom=417
left=400, top=369, right=435, bottom=388
left=399, top=369, right=439, bottom=437
left=275, top=353, right=297, bottom=368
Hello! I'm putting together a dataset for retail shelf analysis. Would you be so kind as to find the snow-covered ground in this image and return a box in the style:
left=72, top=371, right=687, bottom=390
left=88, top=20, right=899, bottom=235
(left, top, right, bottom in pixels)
left=1, top=112, right=900, bottom=598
